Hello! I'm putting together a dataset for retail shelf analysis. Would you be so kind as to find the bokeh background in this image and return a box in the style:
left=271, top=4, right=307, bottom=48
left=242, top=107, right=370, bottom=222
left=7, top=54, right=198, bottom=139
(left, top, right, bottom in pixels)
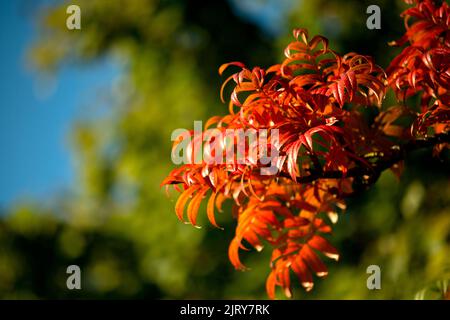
left=0, top=0, right=448, bottom=299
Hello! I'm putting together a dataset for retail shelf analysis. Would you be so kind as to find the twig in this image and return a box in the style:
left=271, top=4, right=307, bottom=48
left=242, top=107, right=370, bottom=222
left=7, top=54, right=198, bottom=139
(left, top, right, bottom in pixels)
left=281, top=132, right=449, bottom=184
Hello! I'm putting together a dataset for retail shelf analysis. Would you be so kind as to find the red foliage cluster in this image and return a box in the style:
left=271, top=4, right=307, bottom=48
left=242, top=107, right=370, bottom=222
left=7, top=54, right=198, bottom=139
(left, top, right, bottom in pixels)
left=162, top=0, right=449, bottom=298
left=387, top=0, right=449, bottom=138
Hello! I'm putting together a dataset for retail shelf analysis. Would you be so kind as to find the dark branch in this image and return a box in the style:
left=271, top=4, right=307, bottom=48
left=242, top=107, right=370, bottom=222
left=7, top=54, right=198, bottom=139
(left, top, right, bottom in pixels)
left=282, top=132, right=450, bottom=184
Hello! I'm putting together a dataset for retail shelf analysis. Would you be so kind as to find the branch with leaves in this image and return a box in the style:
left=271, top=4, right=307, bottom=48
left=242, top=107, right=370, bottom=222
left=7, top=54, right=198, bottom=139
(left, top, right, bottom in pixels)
left=163, top=0, right=449, bottom=299
left=283, top=132, right=450, bottom=185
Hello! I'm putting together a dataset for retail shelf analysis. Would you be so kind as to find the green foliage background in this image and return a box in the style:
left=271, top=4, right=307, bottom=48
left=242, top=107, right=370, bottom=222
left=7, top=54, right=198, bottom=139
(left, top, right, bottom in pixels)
left=0, top=0, right=448, bottom=299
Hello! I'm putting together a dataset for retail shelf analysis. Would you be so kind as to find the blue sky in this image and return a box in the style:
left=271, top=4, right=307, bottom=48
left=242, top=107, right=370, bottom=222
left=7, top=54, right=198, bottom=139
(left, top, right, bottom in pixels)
left=0, top=1, right=119, bottom=208
left=230, top=0, right=295, bottom=36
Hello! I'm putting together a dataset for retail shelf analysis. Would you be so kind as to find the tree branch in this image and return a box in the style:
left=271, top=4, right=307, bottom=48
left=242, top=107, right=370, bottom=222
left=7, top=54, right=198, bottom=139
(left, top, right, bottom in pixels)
left=281, top=132, right=450, bottom=184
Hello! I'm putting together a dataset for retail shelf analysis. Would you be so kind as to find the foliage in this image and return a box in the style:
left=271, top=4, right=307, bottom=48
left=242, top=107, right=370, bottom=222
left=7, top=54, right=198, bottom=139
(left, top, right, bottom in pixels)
left=163, top=0, right=450, bottom=298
